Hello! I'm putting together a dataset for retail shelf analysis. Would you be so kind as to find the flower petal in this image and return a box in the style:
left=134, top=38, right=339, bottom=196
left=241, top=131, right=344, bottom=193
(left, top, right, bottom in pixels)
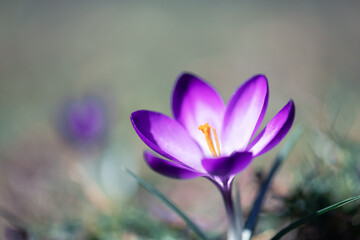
left=144, top=151, right=204, bottom=179
left=131, top=110, right=204, bottom=171
left=202, top=152, right=253, bottom=177
left=172, top=73, right=225, bottom=156
left=222, top=75, right=269, bottom=154
left=247, top=100, right=295, bottom=157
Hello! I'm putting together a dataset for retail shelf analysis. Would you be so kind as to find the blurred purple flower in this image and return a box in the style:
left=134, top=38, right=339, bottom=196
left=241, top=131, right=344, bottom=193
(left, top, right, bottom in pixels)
left=4, top=226, right=28, bottom=240
left=131, top=73, right=295, bottom=184
left=61, top=97, right=107, bottom=147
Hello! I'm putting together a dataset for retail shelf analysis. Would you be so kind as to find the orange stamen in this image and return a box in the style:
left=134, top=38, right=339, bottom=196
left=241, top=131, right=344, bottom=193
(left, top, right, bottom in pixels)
left=198, top=123, right=221, bottom=157
left=213, top=128, right=221, bottom=156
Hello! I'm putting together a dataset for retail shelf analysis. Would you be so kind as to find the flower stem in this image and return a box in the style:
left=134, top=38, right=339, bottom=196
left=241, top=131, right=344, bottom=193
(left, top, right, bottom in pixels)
left=206, top=177, right=242, bottom=240
left=221, top=180, right=241, bottom=240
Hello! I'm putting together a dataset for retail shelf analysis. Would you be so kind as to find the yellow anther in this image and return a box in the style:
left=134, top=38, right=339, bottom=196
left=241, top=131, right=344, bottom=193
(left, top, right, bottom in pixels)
left=213, top=128, right=221, bottom=156
left=198, top=123, right=221, bottom=157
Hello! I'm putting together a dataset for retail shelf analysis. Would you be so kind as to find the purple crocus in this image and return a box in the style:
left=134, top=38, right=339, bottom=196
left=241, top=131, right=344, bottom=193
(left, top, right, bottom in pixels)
left=4, top=226, right=28, bottom=240
left=131, top=73, right=295, bottom=237
left=60, top=96, right=107, bottom=148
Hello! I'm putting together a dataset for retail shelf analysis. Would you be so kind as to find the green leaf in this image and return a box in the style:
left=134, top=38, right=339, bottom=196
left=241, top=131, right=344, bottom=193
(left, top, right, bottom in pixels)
left=243, top=125, right=304, bottom=240
left=271, top=195, right=360, bottom=240
left=124, top=168, right=209, bottom=240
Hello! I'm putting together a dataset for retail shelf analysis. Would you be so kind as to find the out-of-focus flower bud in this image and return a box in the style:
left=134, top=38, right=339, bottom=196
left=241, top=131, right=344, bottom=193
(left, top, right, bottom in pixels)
left=59, top=96, right=108, bottom=149
left=4, top=226, right=28, bottom=240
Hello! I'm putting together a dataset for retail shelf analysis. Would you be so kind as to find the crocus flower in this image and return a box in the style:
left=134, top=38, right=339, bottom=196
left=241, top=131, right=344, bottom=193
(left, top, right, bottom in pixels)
left=131, top=73, right=294, bottom=182
left=60, top=96, right=107, bottom=147
left=4, top=225, right=28, bottom=240
left=130, top=72, right=295, bottom=238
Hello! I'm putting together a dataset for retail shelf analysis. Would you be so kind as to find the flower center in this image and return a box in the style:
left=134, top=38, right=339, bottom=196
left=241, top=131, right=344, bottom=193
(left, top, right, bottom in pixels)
left=198, top=123, right=221, bottom=157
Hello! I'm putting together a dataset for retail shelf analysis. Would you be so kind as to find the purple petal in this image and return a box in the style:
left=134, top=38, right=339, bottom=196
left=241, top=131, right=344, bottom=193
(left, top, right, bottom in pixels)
left=202, top=152, right=253, bottom=177
left=222, top=75, right=268, bottom=154
left=172, top=73, right=225, bottom=155
left=131, top=110, right=205, bottom=171
left=247, top=100, right=295, bottom=157
left=144, top=151, right=204, bottom=179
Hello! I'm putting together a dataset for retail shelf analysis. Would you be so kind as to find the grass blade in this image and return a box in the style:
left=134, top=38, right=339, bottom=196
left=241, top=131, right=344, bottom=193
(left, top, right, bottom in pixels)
left=243, top=125, right=304, bottom=240
left=271, top=195, right=360, bottom=240
left=124, top=168, right=208, bottom=240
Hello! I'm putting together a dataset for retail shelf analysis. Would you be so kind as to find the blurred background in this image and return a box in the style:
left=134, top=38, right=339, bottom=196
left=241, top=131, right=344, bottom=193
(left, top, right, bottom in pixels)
left=1, top=1, right=360, bottom=239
